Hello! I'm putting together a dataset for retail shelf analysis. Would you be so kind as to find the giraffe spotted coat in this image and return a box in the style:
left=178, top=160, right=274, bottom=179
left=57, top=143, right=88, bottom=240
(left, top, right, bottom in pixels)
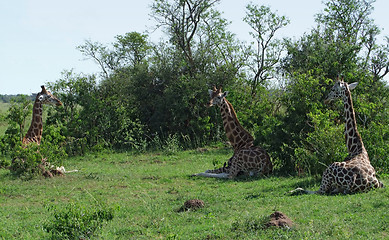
left=23, top=86, right=63, bottom=145
left=195, top=87, right=272, bottom=179
left=315, top=80, right=383, bottom=194
left=319, top=151, right=382, bottom=194
left=16, top=86, right=63, bottom=178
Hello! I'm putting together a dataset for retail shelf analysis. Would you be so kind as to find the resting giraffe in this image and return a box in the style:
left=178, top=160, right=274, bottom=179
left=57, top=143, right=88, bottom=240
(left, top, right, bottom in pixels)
left=291, top=79, right=383, bottom=194
left=16, top=86, right=73, bottom=177
left=195, top=87, right=272, bottom=179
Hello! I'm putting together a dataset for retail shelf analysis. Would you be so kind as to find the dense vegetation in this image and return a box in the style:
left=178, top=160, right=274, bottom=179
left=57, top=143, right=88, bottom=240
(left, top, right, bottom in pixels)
left=1, top=0, right=389, bottom=176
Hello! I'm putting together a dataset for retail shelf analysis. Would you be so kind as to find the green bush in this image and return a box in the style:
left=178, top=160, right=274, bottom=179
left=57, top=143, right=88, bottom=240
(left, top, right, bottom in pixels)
left=360, top=122, right=389, bottom=173
left=0, top=156, right=10, bottom=169
left=0, top=124, right=20, bottom=156
left=0, top=96, right=31, bottom=157
left=7, top=125, right=67, bottom=179
left=40, top=124, right=68, bottom=165
left=293, top=110, right=347, bottom=175
left=9, top=144, right=44, bottom=179
left=163, top=133, right=182, bottom=155
left=43, top=201, right=115, bottom=240
left=0, top=124, right=18, bottom=168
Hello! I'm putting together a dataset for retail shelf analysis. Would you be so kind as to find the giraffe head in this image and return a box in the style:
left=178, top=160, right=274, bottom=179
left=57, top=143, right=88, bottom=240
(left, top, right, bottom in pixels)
left=37, top=85, right=63, bottom=106
left=207, top=86, right=229, bottom=107
left=324, top=80, right=358, bottom=104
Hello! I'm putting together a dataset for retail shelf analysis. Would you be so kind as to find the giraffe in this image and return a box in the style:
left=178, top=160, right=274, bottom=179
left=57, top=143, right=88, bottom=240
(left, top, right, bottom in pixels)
left=291, top=79, right=383, bottom=194
left=22, top=85, right=62, bottom=145
left=16, top=86, right=65, bottom=177
left=195, top=87, right=272, bottom=179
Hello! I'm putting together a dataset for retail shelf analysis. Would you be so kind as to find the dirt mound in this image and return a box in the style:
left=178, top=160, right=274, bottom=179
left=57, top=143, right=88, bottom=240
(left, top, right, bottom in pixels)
left=265, top=211, right=294, bottom=229
left=178, top=199, right=205, bottom=212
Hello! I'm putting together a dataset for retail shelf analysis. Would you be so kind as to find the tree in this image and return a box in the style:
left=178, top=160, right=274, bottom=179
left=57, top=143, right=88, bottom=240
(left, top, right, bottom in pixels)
left=278, top=0, right=389, bottom=173
left=78, top=32, right=150, bottom=78
left=46, top=70, right=99, bottom=154
left=243, top=4, right=289, bottom=96
left=283, top=0, right=387, bottom=80
left=147, top=0, right=245, bottom=144
left=151, top=0, right=220, bottom=76
left=369, top=37, right=389, bottom=80
left=315, top=0, right=377, bottom=46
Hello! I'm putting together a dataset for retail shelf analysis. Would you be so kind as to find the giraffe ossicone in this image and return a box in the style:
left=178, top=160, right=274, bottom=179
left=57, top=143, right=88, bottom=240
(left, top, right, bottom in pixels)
left=291, top=79, right=383, bottom=195
left=194, top=86, right=272, bottom=179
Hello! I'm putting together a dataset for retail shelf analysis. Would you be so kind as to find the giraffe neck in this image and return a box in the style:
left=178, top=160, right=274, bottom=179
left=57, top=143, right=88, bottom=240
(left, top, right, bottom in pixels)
left=342, top=87, right=366, bottom=157
left=219, top=98, right=254, bottom=151
left=23, top=97, right=43, bottom=145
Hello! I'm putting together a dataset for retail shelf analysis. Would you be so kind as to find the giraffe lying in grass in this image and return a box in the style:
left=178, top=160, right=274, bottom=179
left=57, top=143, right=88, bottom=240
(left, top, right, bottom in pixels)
left=291, top=79, right=383, bottom=194
left=195, top=87, right=272, bottom=179
left=15, top=86, right=77, bottom=176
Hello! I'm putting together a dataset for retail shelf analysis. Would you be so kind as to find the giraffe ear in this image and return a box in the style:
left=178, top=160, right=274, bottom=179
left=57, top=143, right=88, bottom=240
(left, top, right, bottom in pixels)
left=348, top=82, right=358, bottom=91
left=222, top=91, right=229, bottom=98
left=208, top=89, right=213, bottom=97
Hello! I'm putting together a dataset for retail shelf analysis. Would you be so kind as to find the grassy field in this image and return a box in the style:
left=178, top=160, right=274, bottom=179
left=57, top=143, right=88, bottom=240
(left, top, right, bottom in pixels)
left=1, top=147, right=388, bottom=239
left=0, top=102, right=9, bottom=114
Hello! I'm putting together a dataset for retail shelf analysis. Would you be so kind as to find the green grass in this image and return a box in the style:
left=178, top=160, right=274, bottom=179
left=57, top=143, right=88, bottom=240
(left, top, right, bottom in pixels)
left=1, top=147, right=388, bottom=239
left=0, top=102, right=9, bottom=114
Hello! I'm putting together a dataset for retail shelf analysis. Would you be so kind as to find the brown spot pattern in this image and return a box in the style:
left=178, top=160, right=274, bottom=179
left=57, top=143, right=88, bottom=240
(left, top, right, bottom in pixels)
left=317, top=81, right=383, bottom=194
left=205, top=90, right=272, bottom=177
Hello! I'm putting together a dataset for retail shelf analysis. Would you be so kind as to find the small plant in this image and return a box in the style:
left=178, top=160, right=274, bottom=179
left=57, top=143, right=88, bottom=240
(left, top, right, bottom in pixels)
left=43, top=201, right=115, bottom=240
left=212, top=158, right=224, bottom=170
left=231, top=216, right=269, bottom=233
left=163, top=133, right=182, bottom=155
left=121, top=118, right=149, bottom=152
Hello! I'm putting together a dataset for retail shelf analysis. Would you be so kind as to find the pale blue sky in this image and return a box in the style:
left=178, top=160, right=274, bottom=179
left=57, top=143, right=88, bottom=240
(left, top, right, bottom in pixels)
left=1, top=0, right=388, bottom=94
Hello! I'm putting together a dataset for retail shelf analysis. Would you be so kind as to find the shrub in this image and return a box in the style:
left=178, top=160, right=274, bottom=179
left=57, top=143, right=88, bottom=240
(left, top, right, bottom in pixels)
left=40, top=124, right=68, bottom=165
left=8, top=125, right=67, bottom=179
left=163, top=133, right=182, bottom=155
left=360, top=122, right=389, bottom=173
left=0, top=156, right=11, bottom=169
left=293, top=109, right=347, bottom=175
left=0, top=124, right=20, bottom=156
left=43, top=201, right=115, bottom=240
left=9, top=144, right=44, bottom=179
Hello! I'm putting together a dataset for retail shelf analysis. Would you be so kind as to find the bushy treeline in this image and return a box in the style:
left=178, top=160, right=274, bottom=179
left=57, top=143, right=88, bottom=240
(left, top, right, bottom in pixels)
left=0, top=94, right=35, bottom=103
left=1, top=0, right=389, bottom=175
